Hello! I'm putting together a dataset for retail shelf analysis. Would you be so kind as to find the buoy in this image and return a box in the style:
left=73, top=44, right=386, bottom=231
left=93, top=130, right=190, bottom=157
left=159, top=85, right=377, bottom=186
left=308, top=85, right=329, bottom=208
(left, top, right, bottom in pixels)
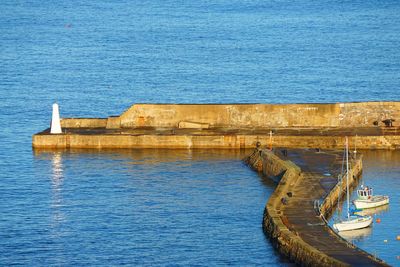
left=376, top=218, right=381, bottom=223
left=397, top=235, right=400, bottom=240
left=384, top=239, right=388, bottom=243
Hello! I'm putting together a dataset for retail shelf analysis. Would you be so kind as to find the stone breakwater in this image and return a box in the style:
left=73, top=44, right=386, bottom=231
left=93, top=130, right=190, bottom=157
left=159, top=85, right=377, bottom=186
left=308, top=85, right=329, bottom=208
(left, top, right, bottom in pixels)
left=245, top=148, right=388, bottom=267
left=33, top=102, right=400, bottom=149
left=60, top=102, right=400, bottom=129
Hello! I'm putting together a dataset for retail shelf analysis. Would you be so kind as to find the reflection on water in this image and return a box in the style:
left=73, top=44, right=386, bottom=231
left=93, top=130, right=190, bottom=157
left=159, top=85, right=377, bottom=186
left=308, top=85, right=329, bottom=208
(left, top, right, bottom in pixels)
left=360, top=150, right=400, bottom=170
left=35, top=148, right=253, bottom=163
left=51, top=152, right=63, bottom=194
left=354, top=205, right=389, bottom=217
left=339, top=227, right=372, bottom=242
left=50, top=152, right=65, bottom=227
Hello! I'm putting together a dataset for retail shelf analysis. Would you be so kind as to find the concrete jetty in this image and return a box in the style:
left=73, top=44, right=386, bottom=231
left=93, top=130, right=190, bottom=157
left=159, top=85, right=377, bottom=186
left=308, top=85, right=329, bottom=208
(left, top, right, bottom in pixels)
left=33, top=102, right=400, bottom=149
left=245, top=148, right=389, bottom=266
left=32, top=102, right=397, bottom=266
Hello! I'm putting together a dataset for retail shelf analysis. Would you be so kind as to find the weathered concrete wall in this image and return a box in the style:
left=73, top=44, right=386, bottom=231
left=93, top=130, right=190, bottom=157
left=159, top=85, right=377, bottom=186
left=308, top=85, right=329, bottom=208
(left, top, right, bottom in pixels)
left=246, top=149, right=346, bottom=266
left=118, top=102, right=400, bottom=128
left=119, top=103, right=340, bottom=128
left=33, top=102, right=400, bottom=149
left=106, top=116, right=121, bottom=129
left=33, top=134, right=244, bottom=149
left=50, top=102, right=400, bottom=129
left=32, top=133, right=400, bottom=149
left=61, top=118, right=107, bottom=128
left=339, top=102, right=400, bottom=127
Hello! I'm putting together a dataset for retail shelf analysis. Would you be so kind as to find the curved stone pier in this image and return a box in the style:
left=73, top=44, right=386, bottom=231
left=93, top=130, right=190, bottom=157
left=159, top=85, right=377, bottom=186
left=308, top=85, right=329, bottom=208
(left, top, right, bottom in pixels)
left=245, top=148, right=389, bottom=267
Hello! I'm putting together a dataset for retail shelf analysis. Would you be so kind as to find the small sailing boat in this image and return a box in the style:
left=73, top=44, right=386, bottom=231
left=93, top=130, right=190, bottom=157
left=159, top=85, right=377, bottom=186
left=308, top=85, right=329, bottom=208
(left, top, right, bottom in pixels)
left=333, top=137, right=373, bottom=232
left=353, top=185, right=389, bottom=209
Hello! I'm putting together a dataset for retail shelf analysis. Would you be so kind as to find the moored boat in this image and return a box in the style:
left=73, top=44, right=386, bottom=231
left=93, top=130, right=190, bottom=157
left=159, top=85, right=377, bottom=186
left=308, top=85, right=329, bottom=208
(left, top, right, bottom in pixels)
left=353, top=186, right=389, bottom=209
left=334, top=215, right=373, bottom=232
left=333, top=137, right=373, bottom=232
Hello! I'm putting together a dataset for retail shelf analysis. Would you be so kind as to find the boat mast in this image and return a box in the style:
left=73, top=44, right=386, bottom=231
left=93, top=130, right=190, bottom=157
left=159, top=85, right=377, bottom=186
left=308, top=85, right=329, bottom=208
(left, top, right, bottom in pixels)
left=337, top=146, right=345, bottom=218
left=346, top=136, right=350, bottom=219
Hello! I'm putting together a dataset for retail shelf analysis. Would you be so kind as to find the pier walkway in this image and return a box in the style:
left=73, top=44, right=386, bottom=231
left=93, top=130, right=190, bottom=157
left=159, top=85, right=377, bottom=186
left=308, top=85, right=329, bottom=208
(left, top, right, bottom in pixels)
left=249, top=148, right=389, bottom=266
left=283, top=149, right=386, bottom=266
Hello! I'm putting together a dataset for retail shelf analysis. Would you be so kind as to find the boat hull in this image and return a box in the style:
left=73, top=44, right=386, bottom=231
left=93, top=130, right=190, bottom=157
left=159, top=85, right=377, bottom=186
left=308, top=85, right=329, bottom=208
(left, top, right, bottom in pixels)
left=353, top=196, right=389, bottom=209
left=333, top=216, right=373, bottom=232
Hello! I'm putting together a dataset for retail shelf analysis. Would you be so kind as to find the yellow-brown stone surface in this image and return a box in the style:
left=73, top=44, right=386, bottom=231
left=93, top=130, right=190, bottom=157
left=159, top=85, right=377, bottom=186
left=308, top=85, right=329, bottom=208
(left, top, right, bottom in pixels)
left=33, top=102, right=400, bottom=149
left=118, top=102, right=400, bottom=128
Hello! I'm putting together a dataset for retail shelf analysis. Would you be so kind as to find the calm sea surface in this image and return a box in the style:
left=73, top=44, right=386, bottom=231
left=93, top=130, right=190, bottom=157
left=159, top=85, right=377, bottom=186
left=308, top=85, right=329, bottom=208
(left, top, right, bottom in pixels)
left=1, top=0, right=400, bottom=266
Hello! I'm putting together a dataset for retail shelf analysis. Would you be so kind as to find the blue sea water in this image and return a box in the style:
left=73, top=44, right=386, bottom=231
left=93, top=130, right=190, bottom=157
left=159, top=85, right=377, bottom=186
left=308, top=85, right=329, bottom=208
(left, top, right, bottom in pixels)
left=1, top=0, right=400, bottom=266
left=1, top=149, right=290, bottom=266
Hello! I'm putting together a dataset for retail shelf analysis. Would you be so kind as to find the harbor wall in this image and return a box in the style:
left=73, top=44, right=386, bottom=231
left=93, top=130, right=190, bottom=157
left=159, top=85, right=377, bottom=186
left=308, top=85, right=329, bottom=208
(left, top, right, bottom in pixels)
left=245, top=149, right=345, bottom=266
left=118, top=102, right=400, bottom=128
left=61, top=118, right=107, bottom=128
left=33, top=101, right=400, bottom=149
left=33, top=134, right=400, bottom=149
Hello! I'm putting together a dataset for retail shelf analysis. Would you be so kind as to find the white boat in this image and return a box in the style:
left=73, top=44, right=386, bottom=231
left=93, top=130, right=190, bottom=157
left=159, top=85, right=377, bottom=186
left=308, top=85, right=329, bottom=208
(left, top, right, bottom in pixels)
left=333, top=137, right=373, bottom=232
left=334, top=215, right=372, bottom=232
left=353, top=186, right=389, bottom=209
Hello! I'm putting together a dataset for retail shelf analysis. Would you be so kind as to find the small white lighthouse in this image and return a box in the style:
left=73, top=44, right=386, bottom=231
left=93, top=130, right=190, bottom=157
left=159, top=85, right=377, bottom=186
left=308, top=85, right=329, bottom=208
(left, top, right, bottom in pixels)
left=50, top=103, right=62, bottom=134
